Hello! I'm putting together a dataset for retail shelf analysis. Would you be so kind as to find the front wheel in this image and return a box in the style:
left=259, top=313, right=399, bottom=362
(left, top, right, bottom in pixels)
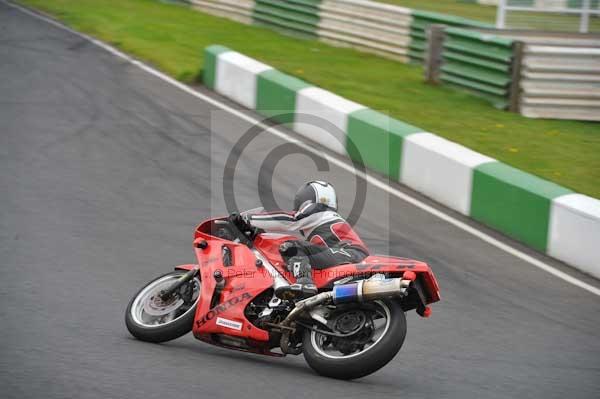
left=125, top=270, right=201, bottom=343
left=302, top=299, right=406, bottom=379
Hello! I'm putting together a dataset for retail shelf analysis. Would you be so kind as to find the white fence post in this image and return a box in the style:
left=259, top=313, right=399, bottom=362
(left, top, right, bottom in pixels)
left=496, top=0, right=507, bottom=29
left=581, top=0, right=591, bottom=33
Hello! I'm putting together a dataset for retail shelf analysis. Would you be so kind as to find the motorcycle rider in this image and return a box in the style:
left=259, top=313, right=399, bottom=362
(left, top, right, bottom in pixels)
left=232, top=181, right=369, bottom=299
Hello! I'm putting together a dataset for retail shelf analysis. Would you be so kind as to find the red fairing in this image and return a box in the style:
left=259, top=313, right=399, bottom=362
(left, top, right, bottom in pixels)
left=253, top=233, right=297, bottom=279
left=191, top=219, right=275, bottom=345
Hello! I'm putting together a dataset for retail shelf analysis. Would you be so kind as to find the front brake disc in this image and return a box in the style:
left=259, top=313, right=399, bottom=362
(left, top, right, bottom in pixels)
left=143, top=294, right=184, bottom=316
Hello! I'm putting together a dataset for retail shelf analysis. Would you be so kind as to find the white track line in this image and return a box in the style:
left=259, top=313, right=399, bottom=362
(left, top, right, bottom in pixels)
left=6, top=0, right=600, bottom=297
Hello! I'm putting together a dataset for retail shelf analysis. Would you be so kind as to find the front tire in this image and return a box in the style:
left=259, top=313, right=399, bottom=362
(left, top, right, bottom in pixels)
left=125, top=271, right=200, bottom=343
left=302, top=299, right=406, bottom=379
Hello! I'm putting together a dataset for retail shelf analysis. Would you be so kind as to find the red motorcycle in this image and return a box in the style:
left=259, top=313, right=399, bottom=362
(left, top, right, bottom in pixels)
left=125, top=209, right=440, bottom=379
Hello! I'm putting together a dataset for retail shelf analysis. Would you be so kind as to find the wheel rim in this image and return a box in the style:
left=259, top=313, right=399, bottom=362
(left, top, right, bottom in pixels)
left=130, top=274, right=200, bottom=328
left=310, top=300, right=391, bottom=359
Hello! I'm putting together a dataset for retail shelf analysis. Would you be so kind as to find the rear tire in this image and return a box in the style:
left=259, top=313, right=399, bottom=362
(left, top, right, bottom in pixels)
left=125, top=271, right=200, bottom=343
left=302, top=299, right=406, bottom=379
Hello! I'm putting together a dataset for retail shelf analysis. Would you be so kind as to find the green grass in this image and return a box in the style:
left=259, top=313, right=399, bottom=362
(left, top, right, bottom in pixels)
left=19, top=0, right=600, bottom=198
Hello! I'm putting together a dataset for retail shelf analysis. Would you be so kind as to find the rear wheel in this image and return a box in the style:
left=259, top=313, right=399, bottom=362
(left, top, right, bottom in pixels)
left=302, top=299, right=406, bottom=379
left=125, top=271, right=200, bottom=343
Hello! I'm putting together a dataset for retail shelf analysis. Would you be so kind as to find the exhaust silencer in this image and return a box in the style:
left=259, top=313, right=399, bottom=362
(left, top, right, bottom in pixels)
left=332, top=278, right=410, bottom=304
left=278, top=277, right=411, bottom=353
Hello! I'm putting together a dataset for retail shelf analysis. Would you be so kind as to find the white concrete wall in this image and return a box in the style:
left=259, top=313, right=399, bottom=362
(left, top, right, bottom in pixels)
left=294, top=87, right=365, bottom=155
left=215, top=51, right=272, bottom=109
left=400, top=133, right=496, bottom=215
left=549, top=194, right=600, bottom=279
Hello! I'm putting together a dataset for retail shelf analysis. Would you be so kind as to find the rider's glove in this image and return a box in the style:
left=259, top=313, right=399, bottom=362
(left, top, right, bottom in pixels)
left=229, top=212, right=251, bottom=232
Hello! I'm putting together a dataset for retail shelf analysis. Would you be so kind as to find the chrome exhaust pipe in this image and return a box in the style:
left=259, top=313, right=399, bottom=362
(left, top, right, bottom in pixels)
left=281, top=277, right=410, bottom=327
left=281, top=291, right=334, bottom=328
left=278, top=277, right=411, bottom=353
left=332, top=278, right=411, bottom=303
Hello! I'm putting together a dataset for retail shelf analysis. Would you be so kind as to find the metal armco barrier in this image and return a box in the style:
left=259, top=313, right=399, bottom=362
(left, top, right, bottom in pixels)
left=189, top=0, right=254, bottom=24
left=252, top=0, right=321, bottom=38
left=425, top=28, right=600, bottom=120
left=430, top=27, right=517, bottom=109
left=409, top=10, right=493, bottom=63
left=190, top=2, right=599, bottom=120
left=317, top=0, right=413, bottom=62
left=186, top=0, right=489, bottom=63
left=519, top=45, right=600, bottom=121
left=488, top=30, right=600, bottom=121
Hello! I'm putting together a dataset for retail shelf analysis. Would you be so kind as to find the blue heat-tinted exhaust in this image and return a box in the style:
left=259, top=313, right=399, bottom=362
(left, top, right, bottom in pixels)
left=332, top=278, right=411, bottom=304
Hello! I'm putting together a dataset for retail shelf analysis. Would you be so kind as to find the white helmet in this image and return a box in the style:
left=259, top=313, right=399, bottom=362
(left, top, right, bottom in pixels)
left=293, top=181, right=338, bottom=212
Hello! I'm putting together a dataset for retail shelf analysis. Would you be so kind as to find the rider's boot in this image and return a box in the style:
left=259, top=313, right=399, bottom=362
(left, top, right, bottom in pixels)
left=275, top=256, right=318, bottom=300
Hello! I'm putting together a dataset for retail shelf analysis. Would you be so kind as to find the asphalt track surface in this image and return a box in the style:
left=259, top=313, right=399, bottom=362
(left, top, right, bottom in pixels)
left=1, top=3, right=599, bottom=398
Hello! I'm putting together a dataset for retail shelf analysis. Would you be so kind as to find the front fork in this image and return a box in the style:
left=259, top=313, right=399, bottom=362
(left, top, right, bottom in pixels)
left=159, top=267, right=199, bottom=301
